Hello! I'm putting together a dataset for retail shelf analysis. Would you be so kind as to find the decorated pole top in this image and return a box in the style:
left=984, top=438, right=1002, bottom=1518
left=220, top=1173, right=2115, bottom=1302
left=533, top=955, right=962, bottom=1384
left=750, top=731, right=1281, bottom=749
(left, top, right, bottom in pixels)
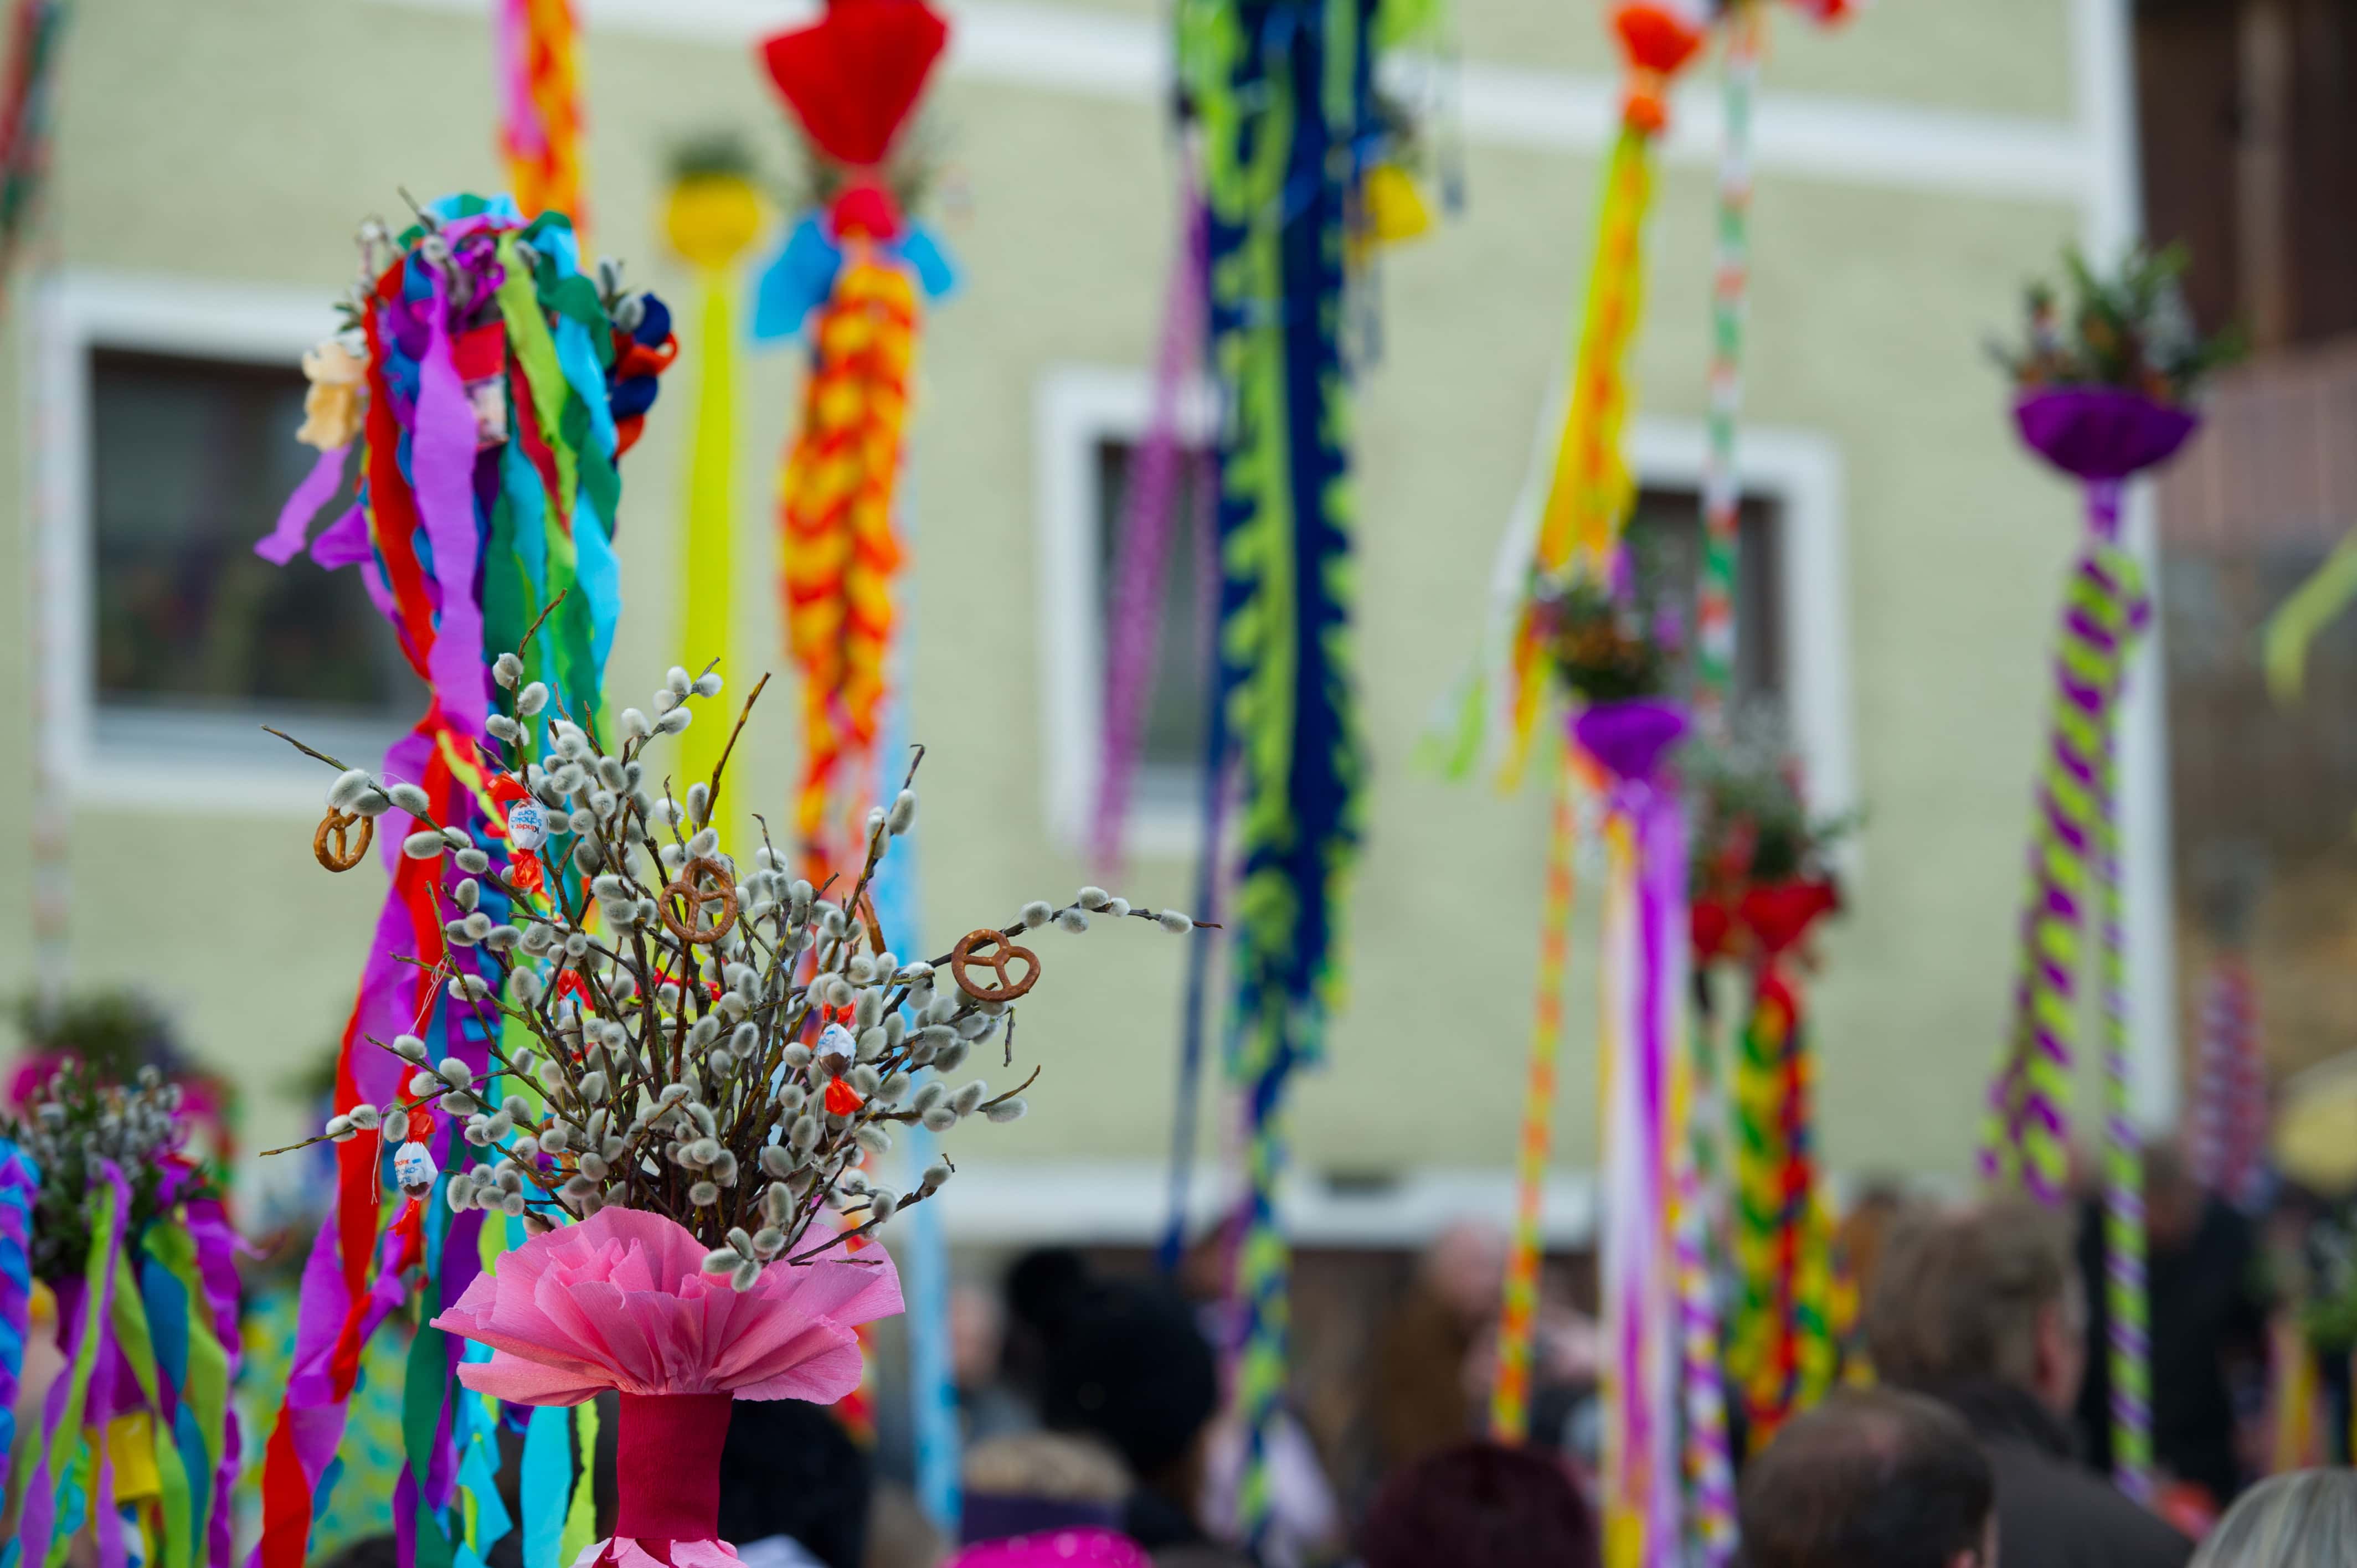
left=760, top=0, right=950, bottom=244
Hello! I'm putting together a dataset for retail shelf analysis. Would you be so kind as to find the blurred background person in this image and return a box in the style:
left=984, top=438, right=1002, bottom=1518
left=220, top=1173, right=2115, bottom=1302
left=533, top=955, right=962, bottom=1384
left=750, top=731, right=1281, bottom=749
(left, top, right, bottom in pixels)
left=1357, top=1440, right=1596, bottom=1568
left=1373, top=1220, right=1508, bottom=1470
left=1867, top=1200, right=2192, bottom=1568
left=1737, top=1389, right=1995, bottom=1568
left=954, top=1431, right=1144, bottom=1564
left=2186, top=1468, right=2357, bottom=1568
left=718, top=1396, right=875, bottom=1568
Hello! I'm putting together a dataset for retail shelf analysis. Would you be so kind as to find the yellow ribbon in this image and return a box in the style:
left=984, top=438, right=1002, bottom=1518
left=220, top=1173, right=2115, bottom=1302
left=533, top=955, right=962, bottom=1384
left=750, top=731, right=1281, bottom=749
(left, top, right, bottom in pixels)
left=666, top=173, right=763, bottom=809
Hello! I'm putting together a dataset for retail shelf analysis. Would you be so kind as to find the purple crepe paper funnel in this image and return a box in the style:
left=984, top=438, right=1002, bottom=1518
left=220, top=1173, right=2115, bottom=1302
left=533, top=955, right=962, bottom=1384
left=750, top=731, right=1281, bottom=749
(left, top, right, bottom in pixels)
left=2013, top=386, right=2199, bottom=482
left=1571, top=697, right=1691, bottom=783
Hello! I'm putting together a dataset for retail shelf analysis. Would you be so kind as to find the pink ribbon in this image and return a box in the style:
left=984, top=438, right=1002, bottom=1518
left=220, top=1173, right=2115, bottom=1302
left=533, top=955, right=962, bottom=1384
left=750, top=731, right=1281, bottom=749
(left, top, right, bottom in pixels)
left=1090, top=183, right=1208, bottom=869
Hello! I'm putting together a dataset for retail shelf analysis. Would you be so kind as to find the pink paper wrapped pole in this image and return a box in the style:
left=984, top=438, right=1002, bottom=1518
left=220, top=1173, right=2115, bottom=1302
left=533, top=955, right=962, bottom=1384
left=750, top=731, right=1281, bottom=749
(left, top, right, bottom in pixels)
left=431, top=1207, right=904, bottom=1566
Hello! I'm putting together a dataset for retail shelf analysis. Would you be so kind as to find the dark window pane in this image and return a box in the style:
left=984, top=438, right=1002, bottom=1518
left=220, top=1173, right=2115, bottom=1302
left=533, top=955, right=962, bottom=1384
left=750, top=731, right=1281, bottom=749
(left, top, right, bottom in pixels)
left=1095, top=437, right=1213, bottom=778
left=90, top=348, right=412, bottom=718
left=1624, top=487, right=1786, bottom=715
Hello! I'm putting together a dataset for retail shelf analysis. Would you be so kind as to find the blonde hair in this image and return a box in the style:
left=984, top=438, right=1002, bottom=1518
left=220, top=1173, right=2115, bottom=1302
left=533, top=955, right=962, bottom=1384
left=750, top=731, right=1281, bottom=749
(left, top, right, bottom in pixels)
left=961, top=1432, right=1130, bottom=1504
left=2190, top=1471, right=2357, bottom=1568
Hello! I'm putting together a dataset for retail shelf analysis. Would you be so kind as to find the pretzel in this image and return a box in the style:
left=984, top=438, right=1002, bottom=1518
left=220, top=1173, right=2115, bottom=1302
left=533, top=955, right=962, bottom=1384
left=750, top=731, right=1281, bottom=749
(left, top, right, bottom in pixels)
left=948, top=927, right=1041, bottom=1003
left=661, top=856, right=739, bottom=945
left=314, top=808, right=374, bottom=872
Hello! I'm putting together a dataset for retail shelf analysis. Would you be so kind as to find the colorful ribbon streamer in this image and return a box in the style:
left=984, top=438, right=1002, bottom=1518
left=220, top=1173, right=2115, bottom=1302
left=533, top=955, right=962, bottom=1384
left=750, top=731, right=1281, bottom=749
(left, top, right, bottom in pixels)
left=2189, top=957, right=2267, bottom=1212
left=1490, top=741, right=1581, bottom=1441
left=1980, top=481, right=2154, bottom=1501
left=251, top=198, right=672, bottom=1568
left=495, top=0, right=586, bottom=226
left=1093, top=172, right=1210, bottom=872
left=0, top=1139, right=35, bottom=1504
left=1576, top=698, right=1690, bottom=1568
left=1692, top=2, right=1760, bottom=726
left=754, top=0, right=954, bottom=885
left=1182, top=0, right=1383, bottom=1541
left=1727, top=958, right=1833, bottom=1450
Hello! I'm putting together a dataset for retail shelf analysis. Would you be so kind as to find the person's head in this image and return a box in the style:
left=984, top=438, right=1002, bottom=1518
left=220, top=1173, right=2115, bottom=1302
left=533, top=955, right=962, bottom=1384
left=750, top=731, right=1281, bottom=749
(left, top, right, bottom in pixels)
left=2143, top=1141, right=2204, bottom=1252
left=2189, top=1469, right=2357, bottom=1568
left=1041, top=1274, right=1219, bottom=1504
left=1738, top=1390, right=1996, bottom=1568
left=960, top=1432, right=1132, bottom=1546
left=1420, top=1220, right=1511, bottom=1326
left=714, top=1397, right=872, bottom=1568
left=1866, top=1198, right=2085, bottom=1414
left=952, top=1282, right=1007, bottom=1389
left=1359, top=1441, right=1597, bottom=1568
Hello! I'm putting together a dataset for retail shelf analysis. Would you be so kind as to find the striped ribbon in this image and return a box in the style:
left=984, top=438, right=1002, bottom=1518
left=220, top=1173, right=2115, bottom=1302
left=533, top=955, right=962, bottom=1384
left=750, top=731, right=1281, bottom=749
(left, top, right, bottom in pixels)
left=779, top=251, right=918, bottom=883
left=1671, top=992, right=1736, bottom=1564
left=2088, top=541, right=2152, bottom=1503
left=1983, top=493, right=2149, bottom=1206
left=2188, top=958, right=2267, bottom=1212
left=1728, top=969, right=1833, bottom=1450
left=1692, top=0, right=1759, bottom=729
left=1490, top=738, right=1582, bottom=1441
left=1982, top=479, right=2153, bottom=1495
left=495, top=0, right=586, bottom=227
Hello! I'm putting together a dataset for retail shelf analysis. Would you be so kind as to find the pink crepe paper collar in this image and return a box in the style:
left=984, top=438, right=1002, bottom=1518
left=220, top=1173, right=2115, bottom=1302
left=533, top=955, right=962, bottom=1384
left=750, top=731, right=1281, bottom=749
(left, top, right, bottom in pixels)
left=431, top=1204, right=904, bottom=1405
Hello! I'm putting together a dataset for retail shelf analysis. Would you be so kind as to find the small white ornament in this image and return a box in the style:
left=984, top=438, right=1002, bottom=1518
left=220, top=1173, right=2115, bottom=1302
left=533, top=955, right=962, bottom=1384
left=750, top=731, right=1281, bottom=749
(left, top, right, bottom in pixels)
left=506, top=797, right=549, bottom=853
left=815, top=1022, right=857, bottom=1070
left=393, top=1141, right=440, bottom=1198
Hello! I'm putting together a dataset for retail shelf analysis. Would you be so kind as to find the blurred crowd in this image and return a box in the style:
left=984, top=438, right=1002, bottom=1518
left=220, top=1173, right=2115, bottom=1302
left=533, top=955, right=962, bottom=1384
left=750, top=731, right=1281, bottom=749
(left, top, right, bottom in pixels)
left=9, top=994, right=2357, bottom=1566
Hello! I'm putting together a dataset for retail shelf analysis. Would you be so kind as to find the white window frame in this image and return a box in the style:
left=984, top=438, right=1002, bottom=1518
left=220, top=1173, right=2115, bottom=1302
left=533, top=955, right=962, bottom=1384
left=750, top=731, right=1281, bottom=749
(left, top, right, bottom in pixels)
left=33, top=270, right=366, bottom=814
left=1625, top=416, right=1862, bottom=843
left=1036, top=366, right=1859, bottom=859
left=1034, top=363, right=1220, bottom=860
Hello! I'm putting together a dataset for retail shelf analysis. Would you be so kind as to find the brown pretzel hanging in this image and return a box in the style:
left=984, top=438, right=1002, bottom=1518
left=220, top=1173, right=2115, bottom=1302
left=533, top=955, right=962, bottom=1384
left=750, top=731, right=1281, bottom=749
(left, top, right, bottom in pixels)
left=949, top=927, right=1042, bottom=1003
left=661, top=856, right=739, bottom=945
left=313, top=808, right=374, bottom=872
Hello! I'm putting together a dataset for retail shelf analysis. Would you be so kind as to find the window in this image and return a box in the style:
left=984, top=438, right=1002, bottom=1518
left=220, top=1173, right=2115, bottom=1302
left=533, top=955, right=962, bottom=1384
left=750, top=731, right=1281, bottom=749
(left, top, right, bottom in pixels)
left=90, top=349, right=407, bottom=735
left=1035, top=366, right=1219, bottom=857
left=1091, top=435, right=1216, bottom=807
left=1037, top=373, right=1856, bottom=856
left=37, top=275, right=418, bottom=808
left=1620, top=485, right=1787, bottom=719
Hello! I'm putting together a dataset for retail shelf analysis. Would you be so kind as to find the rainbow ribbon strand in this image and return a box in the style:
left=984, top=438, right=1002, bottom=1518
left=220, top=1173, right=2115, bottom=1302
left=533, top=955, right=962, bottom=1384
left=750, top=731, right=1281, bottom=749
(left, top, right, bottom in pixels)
left=495, top=0, right=586, bottom=226
left=1490, top=742, right=1581, bottom=1441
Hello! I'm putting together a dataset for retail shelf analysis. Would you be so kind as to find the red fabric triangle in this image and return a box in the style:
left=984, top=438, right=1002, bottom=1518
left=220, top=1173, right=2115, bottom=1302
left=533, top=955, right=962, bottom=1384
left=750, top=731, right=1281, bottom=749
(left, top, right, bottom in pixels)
left=759, top=0, right=950, bottom=168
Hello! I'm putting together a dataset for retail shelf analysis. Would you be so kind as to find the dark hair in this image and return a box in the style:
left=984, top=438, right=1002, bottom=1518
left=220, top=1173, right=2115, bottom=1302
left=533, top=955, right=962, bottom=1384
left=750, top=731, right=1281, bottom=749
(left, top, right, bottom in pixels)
left=1360, top=1442, right=1598, bottom=1568
left=1738, top=1389, right=1994, bottom=1568
left=715, top=1397, right=873, bottom=1568
left=1041, top=1275, right=1218, bottom=1483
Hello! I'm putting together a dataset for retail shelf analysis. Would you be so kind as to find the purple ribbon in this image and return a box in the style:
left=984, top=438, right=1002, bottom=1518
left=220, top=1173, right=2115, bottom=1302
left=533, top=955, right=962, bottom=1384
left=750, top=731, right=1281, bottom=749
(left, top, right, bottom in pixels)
left=413, top=270, right=490, bottom=744
left=16, top=1160, right=131, bottom=1568
left=1092, top=183, right=1208, bottom=869
left=255, top=445, right=353, bottom=565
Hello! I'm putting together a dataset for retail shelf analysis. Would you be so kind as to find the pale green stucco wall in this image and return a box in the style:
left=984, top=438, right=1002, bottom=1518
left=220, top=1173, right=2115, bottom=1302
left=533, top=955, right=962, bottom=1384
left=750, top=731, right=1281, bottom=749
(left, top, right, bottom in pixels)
left=0, top=0, right=2098, bottom=1200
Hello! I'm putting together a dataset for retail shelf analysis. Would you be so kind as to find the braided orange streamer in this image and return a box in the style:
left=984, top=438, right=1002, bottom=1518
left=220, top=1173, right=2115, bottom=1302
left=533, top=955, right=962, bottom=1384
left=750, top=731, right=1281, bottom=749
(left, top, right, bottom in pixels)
left=503, top=0, right=585, bottom=226
left=780, top=254, right=917, bottom=879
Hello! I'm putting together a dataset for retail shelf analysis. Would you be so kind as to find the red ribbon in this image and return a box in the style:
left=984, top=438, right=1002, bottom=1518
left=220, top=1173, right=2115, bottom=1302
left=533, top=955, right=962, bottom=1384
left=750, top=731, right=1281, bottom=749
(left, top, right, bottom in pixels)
left=612, top=1392, right=735, bottom=1543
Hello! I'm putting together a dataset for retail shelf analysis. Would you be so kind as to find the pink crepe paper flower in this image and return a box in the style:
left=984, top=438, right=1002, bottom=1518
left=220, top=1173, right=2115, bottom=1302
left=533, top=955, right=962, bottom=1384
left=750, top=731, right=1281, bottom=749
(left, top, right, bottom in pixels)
left=431, top=1205, right=903, bottom=1405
